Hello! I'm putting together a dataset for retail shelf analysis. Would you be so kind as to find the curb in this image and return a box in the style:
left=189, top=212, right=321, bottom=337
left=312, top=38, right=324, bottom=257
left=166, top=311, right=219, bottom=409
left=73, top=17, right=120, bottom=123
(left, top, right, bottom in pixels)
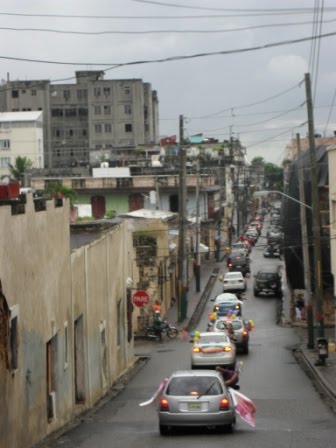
left=293, top=348, right=336, bottom=413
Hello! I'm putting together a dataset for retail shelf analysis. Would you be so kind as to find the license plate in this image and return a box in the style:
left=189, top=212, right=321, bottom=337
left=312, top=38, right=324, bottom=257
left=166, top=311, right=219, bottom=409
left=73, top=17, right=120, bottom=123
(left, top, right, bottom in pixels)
left=188, top=402, right=201, bottom=411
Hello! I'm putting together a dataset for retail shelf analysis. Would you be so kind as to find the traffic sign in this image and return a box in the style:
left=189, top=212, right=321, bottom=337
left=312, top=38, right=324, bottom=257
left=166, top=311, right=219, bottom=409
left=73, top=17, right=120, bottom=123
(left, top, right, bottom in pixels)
left=132, top=290, right=150, bottom=307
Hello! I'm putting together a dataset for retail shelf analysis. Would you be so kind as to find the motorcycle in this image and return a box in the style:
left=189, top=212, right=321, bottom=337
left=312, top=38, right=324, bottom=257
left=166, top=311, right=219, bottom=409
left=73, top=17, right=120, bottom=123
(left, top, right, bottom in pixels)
left=145, top=320, right=179, bottom=340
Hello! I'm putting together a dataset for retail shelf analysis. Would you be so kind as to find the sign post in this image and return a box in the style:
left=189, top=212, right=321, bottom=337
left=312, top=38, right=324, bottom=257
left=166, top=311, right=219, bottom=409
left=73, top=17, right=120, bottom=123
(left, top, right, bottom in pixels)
left=132, top=290, right=150, bottom=308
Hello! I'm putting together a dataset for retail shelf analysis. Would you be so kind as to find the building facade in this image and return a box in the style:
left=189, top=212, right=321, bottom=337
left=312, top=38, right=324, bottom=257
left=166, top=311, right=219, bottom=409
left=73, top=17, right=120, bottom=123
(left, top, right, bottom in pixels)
left=0, top=71, right=159, bottom=169
left=0, top=111, right=44, bottom=178
left=0, top=194, right=135, bottom=448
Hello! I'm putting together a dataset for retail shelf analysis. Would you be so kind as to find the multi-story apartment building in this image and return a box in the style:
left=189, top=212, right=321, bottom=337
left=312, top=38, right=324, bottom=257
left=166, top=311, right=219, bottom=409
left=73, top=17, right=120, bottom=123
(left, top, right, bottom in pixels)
left=0, top=71, right=159, bottom=169
left=0, top=111, right=44, bottom=178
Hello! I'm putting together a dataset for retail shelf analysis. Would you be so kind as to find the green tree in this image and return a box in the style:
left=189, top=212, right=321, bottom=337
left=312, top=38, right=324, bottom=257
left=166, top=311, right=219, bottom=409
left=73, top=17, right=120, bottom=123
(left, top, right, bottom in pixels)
left=264, top=162, right=284, bottom=191
left=8, top=156, right=33, bottom=184
left=45, top=182, right=77, bottom=208
left=251, top=156, right=265, bottom=166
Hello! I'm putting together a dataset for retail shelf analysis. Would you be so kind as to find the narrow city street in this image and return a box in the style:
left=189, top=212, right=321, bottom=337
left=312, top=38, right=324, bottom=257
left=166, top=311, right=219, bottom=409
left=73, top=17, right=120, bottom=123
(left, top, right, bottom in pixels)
left=38, top=216, right=336, bottom=448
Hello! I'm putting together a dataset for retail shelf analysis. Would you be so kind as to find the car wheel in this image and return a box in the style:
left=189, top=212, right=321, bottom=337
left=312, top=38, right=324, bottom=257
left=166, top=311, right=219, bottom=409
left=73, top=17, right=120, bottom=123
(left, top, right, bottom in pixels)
left=222, top=421, right=235, bottom=433
left=254, top=289, right=259, bottom=297
left=159, top=424, right=170, bottom=436
left=243, top=343, right=249, bottom=355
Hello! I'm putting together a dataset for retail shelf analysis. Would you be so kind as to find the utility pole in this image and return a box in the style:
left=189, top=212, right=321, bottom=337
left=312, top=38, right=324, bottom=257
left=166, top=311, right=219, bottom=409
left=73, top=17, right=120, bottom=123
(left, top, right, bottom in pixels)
left=155, top=176, right=160, bottom=210
left=178, top=115, right=188, bottom=321
left=195, top=159, right=201, bottom=292
left=296, top=133, right=314, bottom=348
left=305, top=72, right=324, bottom=338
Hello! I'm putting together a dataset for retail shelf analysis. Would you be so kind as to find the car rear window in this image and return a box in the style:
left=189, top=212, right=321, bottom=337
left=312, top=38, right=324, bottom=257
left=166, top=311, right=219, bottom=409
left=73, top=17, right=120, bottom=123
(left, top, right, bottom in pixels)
left=215, top=320, right=243, bottom=331
left=199, top=334, right=229, bottom=344
left=166, top=377, right=223, bottom=396
left=258, top=272, right=278, bottom=280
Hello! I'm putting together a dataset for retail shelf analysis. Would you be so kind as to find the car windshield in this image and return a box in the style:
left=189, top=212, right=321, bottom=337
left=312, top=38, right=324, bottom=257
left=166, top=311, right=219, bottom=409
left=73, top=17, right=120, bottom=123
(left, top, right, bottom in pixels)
left=166, top=377, right=223, bottom=396
left=198, top=334, right=229, bottom=344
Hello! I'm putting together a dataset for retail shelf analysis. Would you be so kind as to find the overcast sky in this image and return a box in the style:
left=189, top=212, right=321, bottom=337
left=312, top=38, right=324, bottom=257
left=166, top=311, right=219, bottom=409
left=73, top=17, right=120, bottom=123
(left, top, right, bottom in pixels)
left=1, top=0, right=336, bottom=165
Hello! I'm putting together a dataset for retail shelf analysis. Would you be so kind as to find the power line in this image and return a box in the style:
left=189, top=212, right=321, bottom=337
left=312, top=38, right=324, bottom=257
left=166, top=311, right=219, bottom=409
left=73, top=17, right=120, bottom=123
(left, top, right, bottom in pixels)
left=1, top=18, right=336, bottom=35
left=0, top=30, right=336, bottom=67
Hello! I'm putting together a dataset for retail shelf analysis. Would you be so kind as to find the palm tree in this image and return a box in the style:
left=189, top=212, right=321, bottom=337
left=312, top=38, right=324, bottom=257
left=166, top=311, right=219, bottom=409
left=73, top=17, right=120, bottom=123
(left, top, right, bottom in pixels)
left=8, top=156, right=33, bottom=185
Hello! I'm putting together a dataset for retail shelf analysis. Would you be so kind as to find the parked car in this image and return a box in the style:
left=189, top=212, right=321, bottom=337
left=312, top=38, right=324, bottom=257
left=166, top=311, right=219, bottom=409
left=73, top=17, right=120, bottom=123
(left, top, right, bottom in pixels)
left=158, top=370, right=236, bottom=435
left=253, top=268, right=282, bottom=298
left=227, top=252, right=250, bottom=277
left=191, top=332, right=236, bottom=369
left=212, top=317, right=250, bottom=354
left=244, top=229, right=259, bottom=244
left=223, top=272, right=246, bottom=292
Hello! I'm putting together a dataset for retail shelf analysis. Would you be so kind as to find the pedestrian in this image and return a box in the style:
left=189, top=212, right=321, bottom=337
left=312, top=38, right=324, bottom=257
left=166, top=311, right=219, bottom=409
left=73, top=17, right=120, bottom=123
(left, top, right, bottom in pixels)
left=295, top=294, right=305, bottom=321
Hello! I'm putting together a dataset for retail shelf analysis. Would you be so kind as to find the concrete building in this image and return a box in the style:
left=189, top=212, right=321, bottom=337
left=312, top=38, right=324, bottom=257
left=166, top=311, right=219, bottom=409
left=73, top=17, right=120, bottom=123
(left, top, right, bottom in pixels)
left=0, top=194, right=135, bottom=448
left=0, top=111, right=44, bottom=178
left=0, top=71, right=159, bottom=169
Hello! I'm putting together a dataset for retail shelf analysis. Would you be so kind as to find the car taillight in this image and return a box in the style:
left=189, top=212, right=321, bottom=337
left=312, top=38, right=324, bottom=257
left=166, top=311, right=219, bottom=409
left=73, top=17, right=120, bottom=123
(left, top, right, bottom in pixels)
left=160, top=398, right=169, bottom=411
left=223, top=346, right=232, bottom=352
left=243, top=330, right=248, bottom=338
left=193, top=347, right=201, bottom=353
left=219, top=397, right=230, bottom=410
left=214, top=306, right=219, bottom=311
left=228, top=263, right=232, bottom=268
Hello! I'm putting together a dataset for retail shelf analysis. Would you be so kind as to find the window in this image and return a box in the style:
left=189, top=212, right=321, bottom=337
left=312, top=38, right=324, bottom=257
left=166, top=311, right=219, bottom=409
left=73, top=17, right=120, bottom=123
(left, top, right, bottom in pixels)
left=124, top=104, right=132, bottom=115
left=77, top=89, right=87, bottom=100
left=0, top=157, right=10, bottom=167
left=38, top=107, right=43, bottom=111
left=65, top=108, right=77, bottom=117
left=95, top=144, right=102, bottom=150
left=95, top=124, right=102, bottom=133
left=82, top=129, right=87, bottom=136
left=12, top=109, right=19, bottom=112
left=31, top=89, right=37, bottom=96
left=125, top=124, right=132, bottom=133
left=94, top=106, right=101, bottom=115
left=63, top=90, right=70, bottom=100
left=56, top=149, right=61, bottom=157
left=104, top=105, right=111, bottom=115
left=103, top=87, right=111, bottom=96
left=0, top=140, right=10, bottom=149
left=124, top=86, right=131, bottom=95
left=55, top=129, right=60, bottom=137
left=52, top=108, right=63, bottom=117
left=94, top=87, right=101, bottom=97
left=12, top=90, right=19, bottom=98
left=104, top=123, right=112, bottom=133
left=78, top=108, right=88, bottom=117
left=69, top=129, right=74, bottom=137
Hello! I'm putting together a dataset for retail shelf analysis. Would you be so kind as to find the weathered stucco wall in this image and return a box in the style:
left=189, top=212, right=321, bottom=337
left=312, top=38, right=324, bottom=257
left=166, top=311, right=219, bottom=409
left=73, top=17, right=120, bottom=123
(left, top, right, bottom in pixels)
left=0, top=196, right=135, bottom=448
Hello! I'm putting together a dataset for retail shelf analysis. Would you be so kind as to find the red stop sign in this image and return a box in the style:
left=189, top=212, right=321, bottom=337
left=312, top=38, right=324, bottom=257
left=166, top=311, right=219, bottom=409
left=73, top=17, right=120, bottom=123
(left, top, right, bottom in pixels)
left=132, top=290, right=150, bottom=307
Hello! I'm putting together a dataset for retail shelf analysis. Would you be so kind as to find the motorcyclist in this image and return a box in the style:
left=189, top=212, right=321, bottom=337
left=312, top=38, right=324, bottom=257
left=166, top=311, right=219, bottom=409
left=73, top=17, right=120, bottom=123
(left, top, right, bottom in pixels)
left=215, top=366, right=239, bottom=388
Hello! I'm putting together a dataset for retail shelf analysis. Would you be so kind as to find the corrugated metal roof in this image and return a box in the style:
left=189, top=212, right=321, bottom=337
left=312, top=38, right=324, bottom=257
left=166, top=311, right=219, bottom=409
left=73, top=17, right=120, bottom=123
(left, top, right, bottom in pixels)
left=0, top=111, right=43, bottom=122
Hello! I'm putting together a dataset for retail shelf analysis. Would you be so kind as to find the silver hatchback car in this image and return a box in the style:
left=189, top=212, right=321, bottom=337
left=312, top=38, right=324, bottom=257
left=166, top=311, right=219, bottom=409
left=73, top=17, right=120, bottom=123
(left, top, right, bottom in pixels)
left=158, top=370, right=236, bottom=435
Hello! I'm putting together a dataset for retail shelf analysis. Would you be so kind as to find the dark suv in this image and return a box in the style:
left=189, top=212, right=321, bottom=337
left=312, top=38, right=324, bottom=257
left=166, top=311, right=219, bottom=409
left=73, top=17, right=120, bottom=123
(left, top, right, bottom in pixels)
left=227, top=252, right=250, bottom=277
left=253, top=268, right=282, bottom=298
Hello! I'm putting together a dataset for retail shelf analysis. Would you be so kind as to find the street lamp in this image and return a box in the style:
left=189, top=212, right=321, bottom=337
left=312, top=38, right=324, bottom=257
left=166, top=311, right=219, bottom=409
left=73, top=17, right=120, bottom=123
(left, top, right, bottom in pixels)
left=254, top=190, right=312, bottom=210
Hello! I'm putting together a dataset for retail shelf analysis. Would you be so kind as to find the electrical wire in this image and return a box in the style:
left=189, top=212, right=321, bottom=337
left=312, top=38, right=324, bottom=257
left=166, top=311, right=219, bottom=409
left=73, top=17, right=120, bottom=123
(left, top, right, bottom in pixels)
left=0, top=30, right=336, bottom=67
left=1, top=18, right=336, bottom=35
left=132, top=1, right=336, bottom=14
left=323, top=89, right=336, bottom=135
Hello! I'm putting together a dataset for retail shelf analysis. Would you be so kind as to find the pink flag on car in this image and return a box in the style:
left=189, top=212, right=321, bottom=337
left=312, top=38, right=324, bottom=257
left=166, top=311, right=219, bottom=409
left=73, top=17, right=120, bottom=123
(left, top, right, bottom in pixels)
left=229, top=388, right=256, bottom=428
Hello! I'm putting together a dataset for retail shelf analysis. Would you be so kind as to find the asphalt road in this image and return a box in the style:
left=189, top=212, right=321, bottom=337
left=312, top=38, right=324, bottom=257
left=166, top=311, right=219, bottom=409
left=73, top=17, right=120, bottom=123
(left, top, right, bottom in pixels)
left=39, top=220, right=336, bottom=448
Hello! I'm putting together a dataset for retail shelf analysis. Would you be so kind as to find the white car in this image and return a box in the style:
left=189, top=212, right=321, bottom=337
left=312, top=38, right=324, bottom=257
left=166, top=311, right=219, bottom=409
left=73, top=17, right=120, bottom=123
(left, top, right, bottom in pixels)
left=223, top=272, right=246, bottom=292
left=191, top=332, right=236, bottom=369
